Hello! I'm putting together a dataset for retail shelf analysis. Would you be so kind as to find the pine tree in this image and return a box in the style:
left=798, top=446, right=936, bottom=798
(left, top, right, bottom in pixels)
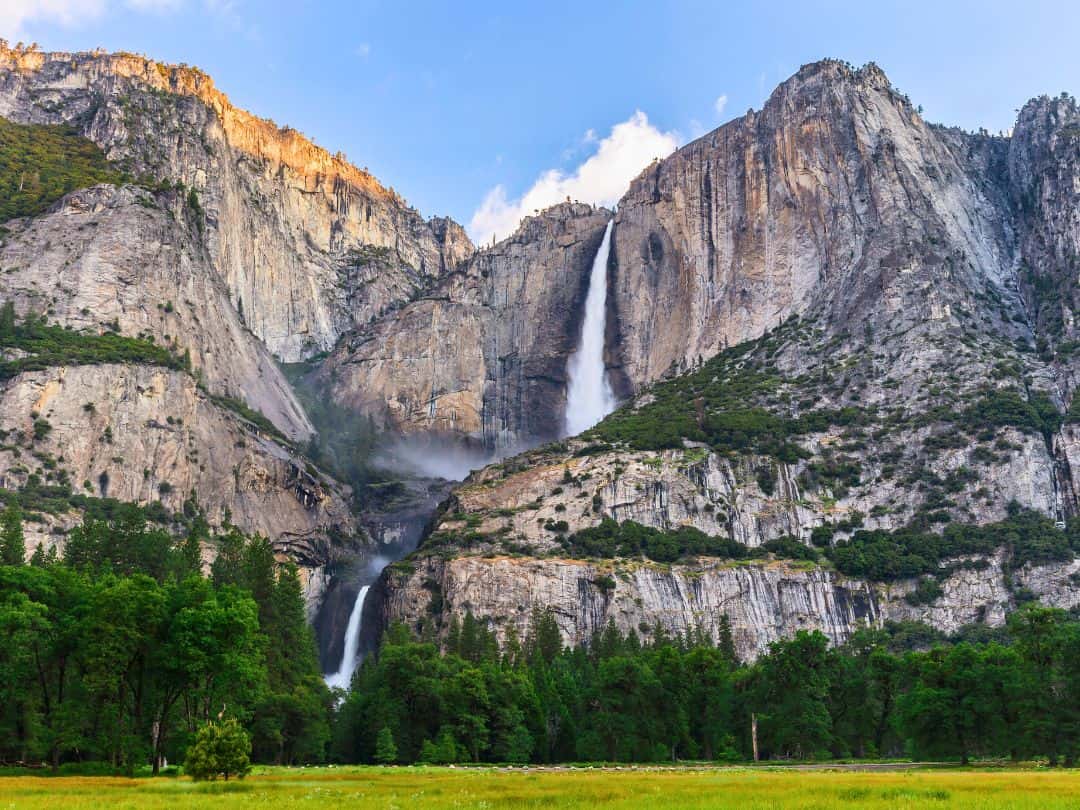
left=374, top=726, right=398, bottom=764
left=718, top=614, right=737, bottom=666
left=0, top=301, right=15, bottom=341
left=0, top=505, right=25, bottom=565
left=527, top=607, right=562, bottom=664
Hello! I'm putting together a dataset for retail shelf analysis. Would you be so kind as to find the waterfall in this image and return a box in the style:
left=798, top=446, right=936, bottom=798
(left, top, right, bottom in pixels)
left=324, top=584, right=370, bottom=690
left=564, top=219, right=616, bottom=436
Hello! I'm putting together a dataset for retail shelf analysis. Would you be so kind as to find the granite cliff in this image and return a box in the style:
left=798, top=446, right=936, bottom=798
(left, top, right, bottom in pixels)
left=5, top=44, right=1080, bottom=659
left=0, top=42, right=477, bottom=610
left=371, top=61, right=1080, bottom=657
left=316, top=203, right=611, bottom=451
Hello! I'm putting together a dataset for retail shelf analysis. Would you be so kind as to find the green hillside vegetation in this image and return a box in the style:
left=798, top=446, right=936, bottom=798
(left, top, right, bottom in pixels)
left=548, top=509, right=1077, bottom=582
left=562, top=518, right=817, bottom=564
left=586, top=322, right=1064, bottom=461
left=0, top=117, right=128, bottom=223
left=587, top=339, right=869, bottom=459
left=828, top=505, right=1080, bottom=580
left=0, top=304, right=187, bottom=379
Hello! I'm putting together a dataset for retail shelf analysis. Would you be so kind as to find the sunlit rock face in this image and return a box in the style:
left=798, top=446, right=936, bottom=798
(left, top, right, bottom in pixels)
left=0, top=42, right=473, bottom=365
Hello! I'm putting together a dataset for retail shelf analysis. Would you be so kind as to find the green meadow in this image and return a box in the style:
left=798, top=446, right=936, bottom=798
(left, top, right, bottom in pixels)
left=0, top=766, right=1077, bottom=809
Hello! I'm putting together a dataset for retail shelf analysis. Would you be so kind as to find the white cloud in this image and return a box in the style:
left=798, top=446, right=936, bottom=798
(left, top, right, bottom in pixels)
left=714, top=93, right=728, bottom=118
left=0, top=0, right=184, bottom=39
left=355, top=42, right=370, bottom=59
left=0, top=0, right=106, bottom=39
left=469, top=110, right=680, bottom=246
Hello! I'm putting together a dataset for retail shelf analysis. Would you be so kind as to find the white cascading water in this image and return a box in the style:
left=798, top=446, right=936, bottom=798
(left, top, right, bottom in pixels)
left=324, top=584, right=370, bottom=690
left=564, top=219, right=616, bottom=436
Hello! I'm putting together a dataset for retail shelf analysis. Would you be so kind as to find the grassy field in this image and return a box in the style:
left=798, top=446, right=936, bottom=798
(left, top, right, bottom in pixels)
left=0, top=766, right=1077, bottom=808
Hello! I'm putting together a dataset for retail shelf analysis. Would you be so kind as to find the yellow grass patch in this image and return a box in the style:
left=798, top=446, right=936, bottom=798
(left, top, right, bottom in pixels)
left=0, top=766, right=1078, bottom=809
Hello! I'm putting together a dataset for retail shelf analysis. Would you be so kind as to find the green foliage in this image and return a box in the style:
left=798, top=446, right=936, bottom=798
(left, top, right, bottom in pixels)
left=0, top=117, right=128, bottom=223
left=565, top=519, right=751, bottom=563
left=905, top=577, right=945, bottom=606
left=0, top=513, right=330, bottom=771
left=184, top=718, right=252, bottom=781
left=962, top=388, right=1062, bottom=438
left=373, top=726, right=398, bottom=764
left=828, top=508, right=1080, bottom=581
left=333, top=605, right=1080, bottom=765
left=0, top=505, right=24, bottom=565
left=586, top=340, right=868, bottom=460
left=0, top=307, right=185, bottom=379
left=561, top=519, right=819, bottom=565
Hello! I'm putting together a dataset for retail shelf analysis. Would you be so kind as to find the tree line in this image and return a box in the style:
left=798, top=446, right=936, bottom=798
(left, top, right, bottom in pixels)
left=0, top=504, right=331, bottom=772
left=335, top=606, right=1080, bottom=766
left=3, top=499, right=1080, bottom=771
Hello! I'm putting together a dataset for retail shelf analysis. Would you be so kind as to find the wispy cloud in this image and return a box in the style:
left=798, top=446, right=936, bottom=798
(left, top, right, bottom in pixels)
left=714, top=93, right=728, bottom=118
left=355, top=42, right=370, bottom=59
left=469, top=110, right=680, bottom=246
left=1, top=0, right=107, bottom=40
left=1, top=0, right=184, bottom=40
left=203, top=0, right=257, bottom=39
left=125, top=0, right=181, bottom=10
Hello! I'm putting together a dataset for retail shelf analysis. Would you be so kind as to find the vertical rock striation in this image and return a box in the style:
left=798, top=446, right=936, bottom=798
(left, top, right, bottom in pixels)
left=319, top=204, right=611, bottom=450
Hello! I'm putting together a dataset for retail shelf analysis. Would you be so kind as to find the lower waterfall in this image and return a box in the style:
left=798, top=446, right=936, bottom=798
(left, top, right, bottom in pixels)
left=324, top=584, right=370, bottom=690
left=564, top=218, right=616, bottom=436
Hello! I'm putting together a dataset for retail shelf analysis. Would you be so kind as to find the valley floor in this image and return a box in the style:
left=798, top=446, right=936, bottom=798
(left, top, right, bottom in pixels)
left=0, top=766, right=1077, bottom=808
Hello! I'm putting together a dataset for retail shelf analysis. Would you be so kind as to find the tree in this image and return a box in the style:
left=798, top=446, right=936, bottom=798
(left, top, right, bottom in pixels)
left=374, top=726, right=398, bottom=764
left=527, top=607, right=563, bottom=665
left=0, top=505, right=25, bottom=565
left=184, top=718, right=252, bottom=781
left=751, top=631, right=834, bottom=759
left=0, top=301, right=15, bottom=340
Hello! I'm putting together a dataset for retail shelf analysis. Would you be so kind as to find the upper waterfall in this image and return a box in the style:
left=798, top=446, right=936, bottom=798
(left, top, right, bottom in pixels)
left=564, top=219, right=616, bottom=436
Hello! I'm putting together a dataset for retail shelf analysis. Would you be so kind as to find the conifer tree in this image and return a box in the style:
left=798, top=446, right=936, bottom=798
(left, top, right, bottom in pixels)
left=0, top=505, right=25, bottom=565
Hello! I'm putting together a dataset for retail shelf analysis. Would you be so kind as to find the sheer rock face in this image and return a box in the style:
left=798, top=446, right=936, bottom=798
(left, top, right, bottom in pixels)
left=0, top=185, right=312, bottom=440
left=377, top=549, right=1080, bottom=661
left=377, top=555, right=878, bottom=662
left=0, top=364, right=358, bottom=612
left=608, top=60, right=1017, bottom=393
left=375, top=62, right=1080, bottom=649
left=0, top=43, right=473, bottom=365
left=318, top=204, right=611, bottom=451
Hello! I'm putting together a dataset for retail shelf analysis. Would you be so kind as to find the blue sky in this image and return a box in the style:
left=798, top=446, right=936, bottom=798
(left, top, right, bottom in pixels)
left=6, top=1, right=1080, bottom=241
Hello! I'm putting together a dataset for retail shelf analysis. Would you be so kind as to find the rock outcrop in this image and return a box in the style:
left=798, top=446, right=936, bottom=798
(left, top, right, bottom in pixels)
left=377, top=555, right=878, bottom=662
left=608, top=60, right=1019, bottom=394
left=0, top=363, right=359, bottom=611
left=377, top=546, right=1080, bottom=661
left=0, top=184, right=312, bottom=439
left=318, top=204, right=611, bottom=450
left=374, top=60, right=1080, bottom=652
left=0, top=41, right=473, bottom=367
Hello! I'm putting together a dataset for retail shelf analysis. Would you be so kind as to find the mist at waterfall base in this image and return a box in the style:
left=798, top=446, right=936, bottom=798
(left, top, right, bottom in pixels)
left=322, top=219, right=618, bottom=687
left=324, top=554, right=391, bottom=690
left=564, top=219, right=617, bottom=436
left=376, top=436, right=495, bottom=481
